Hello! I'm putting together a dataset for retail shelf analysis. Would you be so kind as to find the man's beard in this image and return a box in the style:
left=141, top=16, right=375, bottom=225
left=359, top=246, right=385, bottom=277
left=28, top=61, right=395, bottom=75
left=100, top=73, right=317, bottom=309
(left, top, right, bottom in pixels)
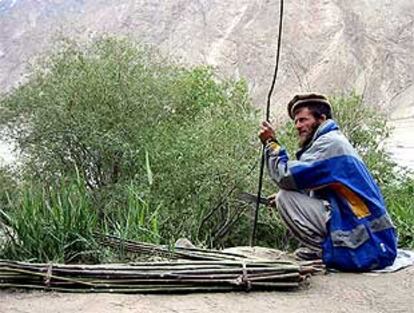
left=299, top=121, right=322, bottom=148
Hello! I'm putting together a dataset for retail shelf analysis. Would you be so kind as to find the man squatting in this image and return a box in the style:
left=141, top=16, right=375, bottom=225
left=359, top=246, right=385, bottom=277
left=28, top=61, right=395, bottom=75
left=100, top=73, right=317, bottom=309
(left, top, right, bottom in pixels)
left=258, top=93, right=397, bottom=271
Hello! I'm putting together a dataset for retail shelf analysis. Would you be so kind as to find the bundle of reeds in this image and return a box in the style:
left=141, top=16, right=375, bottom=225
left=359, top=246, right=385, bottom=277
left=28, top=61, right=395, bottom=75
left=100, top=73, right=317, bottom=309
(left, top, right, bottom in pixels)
left=98, top=234, right=325, bottom=276
left=98, top=234, right=249, bottom=261
left=0, top=259, right=303, bottom=293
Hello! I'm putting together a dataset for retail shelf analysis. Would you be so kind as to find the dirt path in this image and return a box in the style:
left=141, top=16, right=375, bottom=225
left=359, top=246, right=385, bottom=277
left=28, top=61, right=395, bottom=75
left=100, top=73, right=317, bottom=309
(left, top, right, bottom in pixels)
left=1, top=266, right=412, bottom=313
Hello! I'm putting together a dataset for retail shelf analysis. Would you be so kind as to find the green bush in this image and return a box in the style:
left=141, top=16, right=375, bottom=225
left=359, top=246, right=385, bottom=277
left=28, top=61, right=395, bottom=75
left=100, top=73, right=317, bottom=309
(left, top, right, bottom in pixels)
left=382, top=177, right=414, bottom=249
left=0, top=37, right=259, bottom=260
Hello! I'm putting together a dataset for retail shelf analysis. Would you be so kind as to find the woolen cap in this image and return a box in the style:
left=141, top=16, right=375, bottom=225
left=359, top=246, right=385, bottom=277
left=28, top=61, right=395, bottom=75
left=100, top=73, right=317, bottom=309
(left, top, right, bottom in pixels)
left=287, top=93, right=331, bottom=119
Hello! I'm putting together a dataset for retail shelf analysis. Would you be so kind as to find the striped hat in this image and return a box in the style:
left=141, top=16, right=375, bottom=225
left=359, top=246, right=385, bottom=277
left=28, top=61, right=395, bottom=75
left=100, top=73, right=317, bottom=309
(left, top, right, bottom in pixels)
left=287, top=93, right=331, bottom=119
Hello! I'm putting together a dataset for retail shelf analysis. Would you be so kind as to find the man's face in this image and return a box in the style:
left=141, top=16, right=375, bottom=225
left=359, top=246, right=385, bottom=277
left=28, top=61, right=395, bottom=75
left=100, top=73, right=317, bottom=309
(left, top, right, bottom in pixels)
left=294, top=107, right=324, bottom=148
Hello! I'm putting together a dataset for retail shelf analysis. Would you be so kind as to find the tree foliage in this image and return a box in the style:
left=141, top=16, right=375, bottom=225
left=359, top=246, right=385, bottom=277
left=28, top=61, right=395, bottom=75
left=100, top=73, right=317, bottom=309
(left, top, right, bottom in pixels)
left=0, top=37, right=259, bottom=250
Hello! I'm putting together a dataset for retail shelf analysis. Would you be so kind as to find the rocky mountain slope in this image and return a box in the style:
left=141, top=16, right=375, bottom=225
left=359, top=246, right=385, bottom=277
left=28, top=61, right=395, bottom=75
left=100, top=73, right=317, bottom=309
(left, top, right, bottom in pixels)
left=1, top=0, right=413, bottom=166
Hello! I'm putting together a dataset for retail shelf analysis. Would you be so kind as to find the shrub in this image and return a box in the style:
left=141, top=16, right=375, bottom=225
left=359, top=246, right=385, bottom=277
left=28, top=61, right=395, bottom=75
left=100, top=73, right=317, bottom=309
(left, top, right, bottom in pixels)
left=0, top=37, right=259, bottom=259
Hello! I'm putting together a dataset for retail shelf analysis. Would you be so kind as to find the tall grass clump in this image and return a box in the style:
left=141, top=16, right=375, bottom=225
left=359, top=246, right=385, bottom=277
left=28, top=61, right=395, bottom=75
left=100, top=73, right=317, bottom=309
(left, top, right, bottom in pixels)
left=382, top=177, right=414, bottom=248
left=0, top=176, right=99, bottom=263
left=104, top=182, right=161, bottom=244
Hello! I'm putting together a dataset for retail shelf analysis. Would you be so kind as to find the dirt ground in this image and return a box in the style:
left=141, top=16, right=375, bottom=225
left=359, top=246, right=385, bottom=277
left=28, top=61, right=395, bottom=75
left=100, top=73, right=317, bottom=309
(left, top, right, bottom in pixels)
left=0, top=266, right=412, bottom=313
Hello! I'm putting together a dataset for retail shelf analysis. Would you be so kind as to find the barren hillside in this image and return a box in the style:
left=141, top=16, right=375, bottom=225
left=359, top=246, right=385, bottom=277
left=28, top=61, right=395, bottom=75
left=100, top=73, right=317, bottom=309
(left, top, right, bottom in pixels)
left=1, top=0, right=413, bottom=166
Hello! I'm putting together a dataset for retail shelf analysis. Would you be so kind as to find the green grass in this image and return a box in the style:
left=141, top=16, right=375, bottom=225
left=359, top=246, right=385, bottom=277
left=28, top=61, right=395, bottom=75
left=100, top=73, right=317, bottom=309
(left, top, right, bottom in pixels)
left=383, top=178, right=414, bottom=249
left=0, top=176, right=163, bottom=263
left=105, top=182, right=161, bottom=244
left=0, top=177, right=99, bottom=263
